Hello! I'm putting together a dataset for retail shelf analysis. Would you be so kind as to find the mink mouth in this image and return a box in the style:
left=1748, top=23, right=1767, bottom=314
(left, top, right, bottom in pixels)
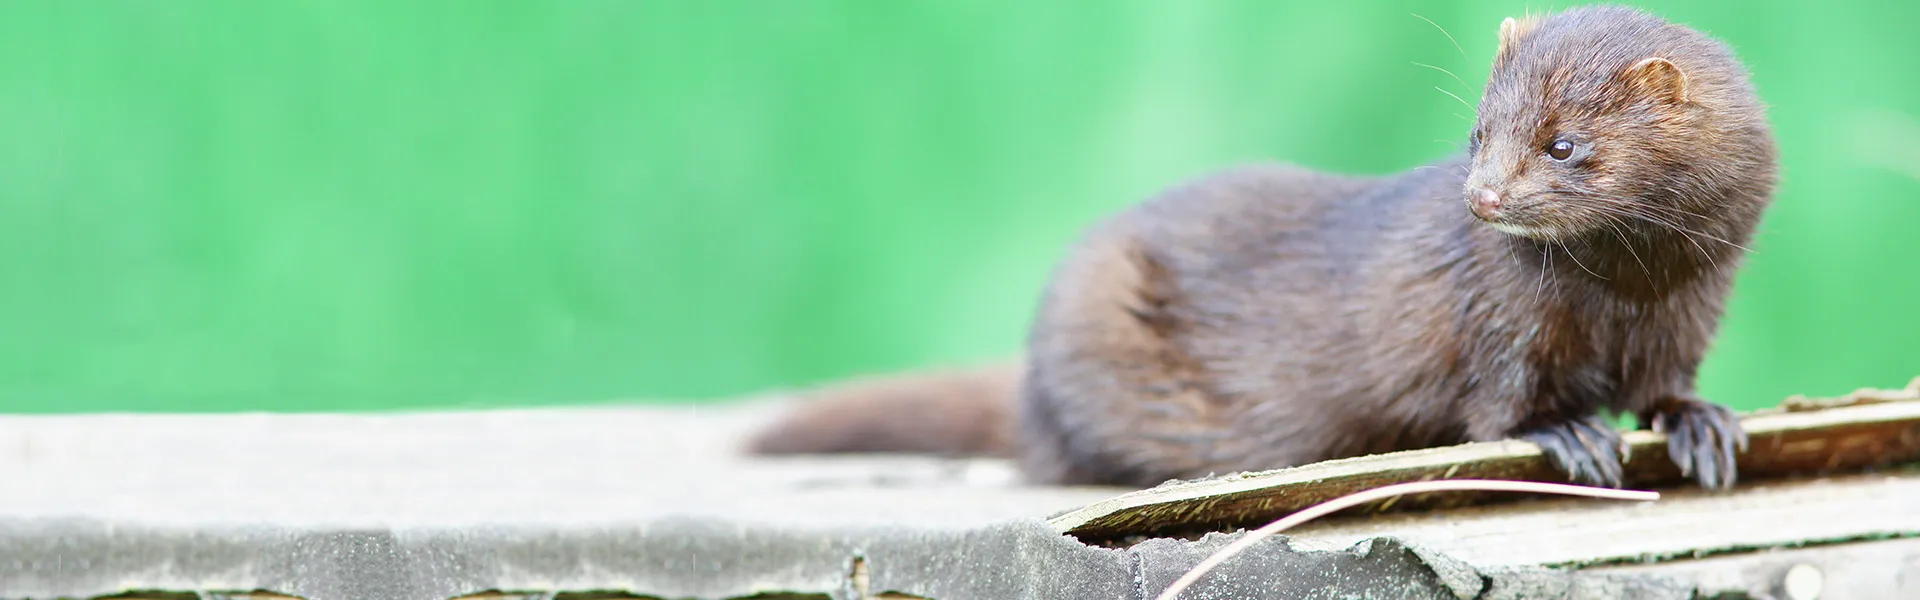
left=1484, top=220, right=1560, bottom=239
left=1469, top=203, right=1584, bottom=241
left=1464, top=189, right=1596, bottom=241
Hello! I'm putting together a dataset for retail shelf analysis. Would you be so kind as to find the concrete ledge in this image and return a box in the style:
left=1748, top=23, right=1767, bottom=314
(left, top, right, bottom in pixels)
left=6, top=515, right=1685, bottom=600
left=0, top=400, right=1902, bottom=599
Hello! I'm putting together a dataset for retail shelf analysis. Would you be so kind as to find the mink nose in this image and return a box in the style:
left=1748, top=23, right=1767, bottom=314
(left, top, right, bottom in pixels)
left=1467, top=187, right=1503, bottom=220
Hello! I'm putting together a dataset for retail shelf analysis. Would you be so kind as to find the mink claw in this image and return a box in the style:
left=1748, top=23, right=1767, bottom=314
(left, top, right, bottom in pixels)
left=1522, top=414, right=1628, bottom=489
left=1645, top=396, right=1746, bottom=490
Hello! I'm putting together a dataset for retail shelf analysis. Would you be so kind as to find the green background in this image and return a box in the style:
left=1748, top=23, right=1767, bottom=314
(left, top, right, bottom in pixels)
left=0, top=1, right=1913, bottom=413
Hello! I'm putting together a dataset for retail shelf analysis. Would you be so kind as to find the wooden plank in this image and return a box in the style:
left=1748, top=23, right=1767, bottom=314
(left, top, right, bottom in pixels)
left=1586, top=536, right=1920, bottom=599
left=1283, top=471, right=1920, bottom=568
left=1048, top=379, right=1920, bottom=542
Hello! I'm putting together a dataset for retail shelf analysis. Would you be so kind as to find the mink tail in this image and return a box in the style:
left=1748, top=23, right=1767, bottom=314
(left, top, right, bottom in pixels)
left=743, top=361, right=1024, bottom=458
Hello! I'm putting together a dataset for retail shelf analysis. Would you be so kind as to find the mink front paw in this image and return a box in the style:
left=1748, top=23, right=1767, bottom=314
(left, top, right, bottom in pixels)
left=1521, top=414, right=1629, bottom=489
left=1642, top=396, right=1748, bottom=490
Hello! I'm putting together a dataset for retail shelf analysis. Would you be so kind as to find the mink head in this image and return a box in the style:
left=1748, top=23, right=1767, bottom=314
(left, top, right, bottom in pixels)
left=1460, top=5, right=1777, bottom=244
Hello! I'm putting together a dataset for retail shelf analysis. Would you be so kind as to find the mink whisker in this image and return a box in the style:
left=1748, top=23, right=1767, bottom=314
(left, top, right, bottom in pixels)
left=1411, top=13, right=1471, bottom=61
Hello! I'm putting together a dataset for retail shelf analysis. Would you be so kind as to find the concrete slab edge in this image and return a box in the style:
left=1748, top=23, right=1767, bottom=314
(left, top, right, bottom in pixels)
left=0, top=517, right=1695, bottom=600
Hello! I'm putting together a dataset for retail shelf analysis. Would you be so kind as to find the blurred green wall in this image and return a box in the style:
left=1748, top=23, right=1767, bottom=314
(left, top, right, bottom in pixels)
left=0, top=1, right=1913, bottom=413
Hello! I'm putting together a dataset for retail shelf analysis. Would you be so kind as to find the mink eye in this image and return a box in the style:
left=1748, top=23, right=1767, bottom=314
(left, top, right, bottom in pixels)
left=1547, top=139, right=1575, bottom=161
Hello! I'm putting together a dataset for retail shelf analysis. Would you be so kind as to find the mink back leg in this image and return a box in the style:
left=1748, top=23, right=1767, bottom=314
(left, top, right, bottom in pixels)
left=1016, top=229, right=1251, bottom=488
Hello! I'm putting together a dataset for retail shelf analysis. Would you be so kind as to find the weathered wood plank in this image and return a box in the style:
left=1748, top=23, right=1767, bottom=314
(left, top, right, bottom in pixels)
left=1284, top=471, right=1920, bottom=568
left=1588, top=536, right=1920, bottom=599
left=1049, top=379, right=1920, bottom=542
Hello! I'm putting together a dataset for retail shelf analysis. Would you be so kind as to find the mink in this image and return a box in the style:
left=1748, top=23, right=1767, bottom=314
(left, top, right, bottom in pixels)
left=750, top=5, right=1778, bottom=492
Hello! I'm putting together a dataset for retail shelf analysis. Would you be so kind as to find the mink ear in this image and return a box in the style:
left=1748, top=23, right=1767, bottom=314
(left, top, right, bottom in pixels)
left=1620, top=57, right=1691, bottom=104
left=1497, top=17, right=1533, bottom=55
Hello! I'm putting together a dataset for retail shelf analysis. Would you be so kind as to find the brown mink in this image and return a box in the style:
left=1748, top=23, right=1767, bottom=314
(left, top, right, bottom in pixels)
left=749, top=5, right=1778, bottom=491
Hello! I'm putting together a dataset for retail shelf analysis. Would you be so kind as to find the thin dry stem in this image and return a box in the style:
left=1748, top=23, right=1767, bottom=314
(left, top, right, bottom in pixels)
left=1152, top=479, right=1660, bottom=600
